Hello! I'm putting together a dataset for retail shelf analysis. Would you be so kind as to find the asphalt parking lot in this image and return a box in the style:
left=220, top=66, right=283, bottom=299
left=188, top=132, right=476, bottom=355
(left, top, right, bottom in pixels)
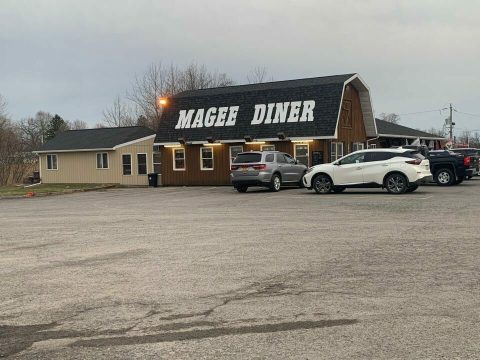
left=1, top=180, right=480, bottom=359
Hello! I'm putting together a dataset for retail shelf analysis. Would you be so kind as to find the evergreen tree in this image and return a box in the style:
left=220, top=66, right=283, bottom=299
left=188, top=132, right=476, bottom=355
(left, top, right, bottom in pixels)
left=45, top=114, right=68, bottom=140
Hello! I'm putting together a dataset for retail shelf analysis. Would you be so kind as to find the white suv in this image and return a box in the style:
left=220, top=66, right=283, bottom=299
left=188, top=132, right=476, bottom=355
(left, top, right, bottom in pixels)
left=303, top=149, right=431, bottom=194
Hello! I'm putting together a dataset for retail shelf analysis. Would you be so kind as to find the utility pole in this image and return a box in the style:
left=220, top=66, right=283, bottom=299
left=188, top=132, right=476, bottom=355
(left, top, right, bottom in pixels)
left=449, top=103, right=453, bottom=142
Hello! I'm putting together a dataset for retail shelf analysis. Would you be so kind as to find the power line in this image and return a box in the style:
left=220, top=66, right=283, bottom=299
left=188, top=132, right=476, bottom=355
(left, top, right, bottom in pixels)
left=397, top=108, right=446, bottom=116
left=454, top=110, right=480, bottom=118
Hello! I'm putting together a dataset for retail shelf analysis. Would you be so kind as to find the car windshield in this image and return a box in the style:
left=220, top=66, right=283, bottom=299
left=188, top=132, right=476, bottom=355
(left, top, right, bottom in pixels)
left=233, top=153, right=262, bottom=163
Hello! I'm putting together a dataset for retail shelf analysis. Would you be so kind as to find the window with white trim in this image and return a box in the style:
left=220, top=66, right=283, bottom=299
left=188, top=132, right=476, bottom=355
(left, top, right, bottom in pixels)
left=153, top=146, right=161, bottom=173
left=352, top=142, right=365, bottom=152
left=368, top=143, right=377, bottom=149
left=229, top=145, right=243, bottom=165
left=173, top=148, right=185, bottom=171
left=261, top=144, right=275, bottom=151
left=122, top=154, right=131, bottom=175
left=137, top=153, right=147, bottom=175
left=294, top=144, right=309, bottom=166
left=96, top=153, right=108, bottom=169
left=200, top=147, right=214, bottom=170
left=331, top=142, right=344, bottom=162
left=46, top=154, right=58, bottom=170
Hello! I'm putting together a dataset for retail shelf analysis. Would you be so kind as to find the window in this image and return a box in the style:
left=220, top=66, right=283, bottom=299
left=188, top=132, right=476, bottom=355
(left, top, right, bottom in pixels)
left=276, top=153, right=287, bottom=163
left=229, top=145, right=243, bottom=165
left=96, top=152, right=108, bottom=169
left=122, top=154, right=132, bottom=175
left=46, top=154, right=58, bottom=170
left=331, top=142, right=344, bottom=162
left=137, top=153, right=147, bottom=175
left=265, top=154, right=275, bottom=162
left=368, top=143, right=377, bottom=149
left=285, top=153, right=297, bottom=164
left=233, top=153, right=261, bottom=163
left=261, top=144, right=275, bottom=151
left=173, top=148, right=185, bottom=170
left=364, top=151, right=396, bottom=162
left=200, top=147, right=214, bottom=170
left=153, top=147, right=161, bottom=173
left=352, top=142, right=364, bottom=152
left=338, top=152, right=365, bottom=165
left=294, top=144, right=309, bottom=166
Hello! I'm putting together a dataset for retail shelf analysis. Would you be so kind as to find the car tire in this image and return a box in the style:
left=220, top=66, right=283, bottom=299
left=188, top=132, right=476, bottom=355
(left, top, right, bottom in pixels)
left=406, top=184, right=419, bottom=193
left=236, top=185, right=248, bottom=193
left=434, top=168, right=454, bottom=186
left=270, top=174, right=281, bottom=192
left=385, top=173, right=408, bottom=194
left=312, top=174, right=333, bottom=194
left=332, top=186, right=346, bottom=193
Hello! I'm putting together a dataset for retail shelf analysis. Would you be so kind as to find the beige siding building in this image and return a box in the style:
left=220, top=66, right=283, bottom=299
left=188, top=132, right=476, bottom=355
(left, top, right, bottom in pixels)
left=35, top=127, right=158, bottom=186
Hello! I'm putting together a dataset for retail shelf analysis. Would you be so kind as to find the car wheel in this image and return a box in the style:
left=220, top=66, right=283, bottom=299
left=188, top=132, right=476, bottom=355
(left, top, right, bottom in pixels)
left=236, top=185, right=248, bottom=193
left=385, top=173, right=408, bottom=194
left=332, top=186, right=346, bottom=193
left=270, top=174, right=281, bottom=192
left=434, top=168, right=454, bottom=186
left=312, top=174, right=333, bottom=194
left=406, top=184, right=418, bottom=193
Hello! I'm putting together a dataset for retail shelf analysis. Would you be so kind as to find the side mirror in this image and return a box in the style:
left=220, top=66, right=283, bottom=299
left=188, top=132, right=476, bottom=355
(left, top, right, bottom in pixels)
left=334, top=162, right=340, bottom=166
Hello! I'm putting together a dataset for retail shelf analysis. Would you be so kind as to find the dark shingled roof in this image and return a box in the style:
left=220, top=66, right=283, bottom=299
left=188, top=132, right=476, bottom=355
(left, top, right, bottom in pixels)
left=375, top=119, right=445, bottom=139
left=35, top=126, right=156, bottom=152
left=156, top=74, right=357, bottom=143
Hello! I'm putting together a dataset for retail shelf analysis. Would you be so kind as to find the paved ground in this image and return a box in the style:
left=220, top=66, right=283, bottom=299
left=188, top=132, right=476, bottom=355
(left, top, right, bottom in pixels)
left=1, top=180, right=479, bottom=359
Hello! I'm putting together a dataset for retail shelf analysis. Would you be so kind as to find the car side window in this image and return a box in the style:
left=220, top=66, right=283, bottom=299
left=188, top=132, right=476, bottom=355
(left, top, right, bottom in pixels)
left=276, top=154, right=287, bottom=163
left=338, top=152, right=365, bottom=165
left=265, top=154, right=274, bottom=162
left=364, top=152, right=395, bottom=162
left=284, top=154, right=296, bottom=164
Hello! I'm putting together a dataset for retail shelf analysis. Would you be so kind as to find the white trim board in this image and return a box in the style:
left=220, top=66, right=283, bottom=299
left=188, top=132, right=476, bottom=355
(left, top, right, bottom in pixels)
left=377, top=133, right=446, bottom=140
left=113, top=134, right=156, bottom=149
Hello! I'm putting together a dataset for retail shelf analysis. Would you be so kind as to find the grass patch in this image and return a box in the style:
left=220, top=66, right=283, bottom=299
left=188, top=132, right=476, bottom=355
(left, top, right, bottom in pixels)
left=0, top=183, right=118, bottom=197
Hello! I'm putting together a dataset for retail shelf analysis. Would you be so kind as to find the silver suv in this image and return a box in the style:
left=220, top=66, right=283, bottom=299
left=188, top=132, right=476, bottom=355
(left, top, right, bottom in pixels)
left=230, top=151, right=308, bottom=192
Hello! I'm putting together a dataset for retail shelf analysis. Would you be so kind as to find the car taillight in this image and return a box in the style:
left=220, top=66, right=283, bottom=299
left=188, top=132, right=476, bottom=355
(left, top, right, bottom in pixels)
left=405, top=159, right=422, bottom=165
left=231, top=165, right=240, bottom=171
left=253, top=164, right=266, bottom=170
left=464, top=156, right=471, bottom=167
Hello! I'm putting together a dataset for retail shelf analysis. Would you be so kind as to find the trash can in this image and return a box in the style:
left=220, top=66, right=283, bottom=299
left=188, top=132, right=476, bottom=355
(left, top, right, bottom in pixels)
left=148, top=173, right=159, bottom=187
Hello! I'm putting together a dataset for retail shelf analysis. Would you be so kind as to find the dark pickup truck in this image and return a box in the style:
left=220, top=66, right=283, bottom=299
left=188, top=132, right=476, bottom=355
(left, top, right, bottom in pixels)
left=451, top=148, right=479, bottom=179
left=427, top=150, right=469, bottom=185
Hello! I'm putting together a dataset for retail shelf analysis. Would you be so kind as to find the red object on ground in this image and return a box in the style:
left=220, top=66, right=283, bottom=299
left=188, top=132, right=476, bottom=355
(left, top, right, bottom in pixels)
left=25, top=191, right=35, bottom=197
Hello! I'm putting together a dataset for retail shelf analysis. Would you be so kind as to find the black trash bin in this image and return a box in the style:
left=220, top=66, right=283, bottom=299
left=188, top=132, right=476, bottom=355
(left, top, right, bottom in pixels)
left=148, top=173, right=159, bottom=187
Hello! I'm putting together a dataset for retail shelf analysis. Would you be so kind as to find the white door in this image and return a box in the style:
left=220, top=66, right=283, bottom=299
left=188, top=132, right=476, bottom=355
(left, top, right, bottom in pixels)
left=332, top=152, right=365, bottom=185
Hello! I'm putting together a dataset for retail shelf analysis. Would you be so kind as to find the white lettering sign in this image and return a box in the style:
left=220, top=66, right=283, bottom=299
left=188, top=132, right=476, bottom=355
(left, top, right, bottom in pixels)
left=174, top=101, right=315, bottom=129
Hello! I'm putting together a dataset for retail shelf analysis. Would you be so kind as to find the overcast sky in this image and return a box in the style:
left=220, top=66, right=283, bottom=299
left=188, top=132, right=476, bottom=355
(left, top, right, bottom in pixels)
left=1, top=0, right=479, bottom=134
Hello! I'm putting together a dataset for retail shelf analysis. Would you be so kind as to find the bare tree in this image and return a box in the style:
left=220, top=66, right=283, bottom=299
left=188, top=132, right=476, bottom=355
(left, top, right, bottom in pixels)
left=378, top=113, right=400, bottom=124
left=127, top=62, right=235, bottom=130
left=0, top=94, right=7, bottom=119
left=0, top=118, right=25, bottom=185
left=102, top=95, right=136, bottom=127
left=246, top=66, right=274, bottom=84
left=68, top=119, right=88, bottom=130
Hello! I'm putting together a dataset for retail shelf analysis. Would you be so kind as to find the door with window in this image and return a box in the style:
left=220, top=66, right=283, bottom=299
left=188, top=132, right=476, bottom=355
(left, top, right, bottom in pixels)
left=362, top=151, right=394, bottom=183
left=332, top=152, right=365, bottom=185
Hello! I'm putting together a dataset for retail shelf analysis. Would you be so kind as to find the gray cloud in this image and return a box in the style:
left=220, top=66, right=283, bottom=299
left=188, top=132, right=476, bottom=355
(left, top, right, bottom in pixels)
left=1, top=0, right=479, bottom=133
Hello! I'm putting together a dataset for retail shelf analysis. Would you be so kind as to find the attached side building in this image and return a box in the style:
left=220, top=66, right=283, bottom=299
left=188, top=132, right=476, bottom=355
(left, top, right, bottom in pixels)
left=34, top=126, right=157, bottom=185
left=155, top=73, right=376, bottom=186
left=372, top=119, right=446, bottom=149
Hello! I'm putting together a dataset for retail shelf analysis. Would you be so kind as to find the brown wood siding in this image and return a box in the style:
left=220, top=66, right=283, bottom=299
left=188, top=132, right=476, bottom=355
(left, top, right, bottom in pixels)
left=160, top=140, right=329, bottom=186
left=335, top=84, right=367, bottom=154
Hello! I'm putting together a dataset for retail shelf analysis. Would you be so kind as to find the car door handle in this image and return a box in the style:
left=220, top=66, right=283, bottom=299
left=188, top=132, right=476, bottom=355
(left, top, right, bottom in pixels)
left=356, top=167, right=362, bottom=170
left=381, top=164, right=388, bottom=167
